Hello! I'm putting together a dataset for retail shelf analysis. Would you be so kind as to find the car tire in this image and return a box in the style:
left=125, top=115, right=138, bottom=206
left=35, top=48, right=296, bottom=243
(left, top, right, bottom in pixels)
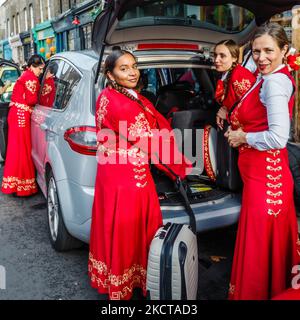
left=47, top=170, right=83, bottom=251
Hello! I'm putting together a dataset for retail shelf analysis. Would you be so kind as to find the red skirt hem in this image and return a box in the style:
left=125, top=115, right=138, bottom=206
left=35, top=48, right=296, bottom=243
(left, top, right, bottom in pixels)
left=1, top=186, right=38, bottom=197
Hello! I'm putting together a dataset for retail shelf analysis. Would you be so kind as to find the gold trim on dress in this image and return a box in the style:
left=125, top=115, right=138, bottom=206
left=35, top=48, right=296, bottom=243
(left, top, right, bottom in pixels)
left=96, top=95, right=109, bottom=129
left=10, top=102, right=33, bottom=113
left=128, top=112, right=153, bottom=138
left=266, top=199, right=283, bottom=205
left=265, top=149, right=283, bottom=217
left=25, top=80, right=38, bottom=94
left=267, top=209, right=281, bottom=217
left=233, top=79, right=252, bottom=98
left=267, top=150, right=281, bottom=157
left=266, top=157, right=281, bottom=165
left=2, top=176, right=37, bottom=192
left=203, top=125, right=216, bottom=182
left=41, top=83, right=52, bottom=96
left=229, top=283, right=235, bottom=295
left=88, top=252, right=147, bottom=300
left=136, top=182, right=147, bottom=188
left=266, top=191, right=283, bottom=198
left=266, top=183, right=282, bottom=189
left=266, top=174, right=282, bottom=182
left=266, top=166, right=282, bottom=172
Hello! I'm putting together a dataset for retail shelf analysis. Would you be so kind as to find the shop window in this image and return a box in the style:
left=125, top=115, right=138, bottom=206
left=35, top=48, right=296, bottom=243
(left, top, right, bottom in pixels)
left=68, top=30, right=76, bottom=51
left=81, top=24, right=92, bottom=49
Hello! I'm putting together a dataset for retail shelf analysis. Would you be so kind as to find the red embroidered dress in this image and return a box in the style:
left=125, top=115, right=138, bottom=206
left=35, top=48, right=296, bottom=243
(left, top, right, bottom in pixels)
left=88, top=87, right=191, bottom=300
left=1, top=69, right=40, bottom=196
left=214, top=64, right=255, bottom=109
left=204, top=65, right=256, bottom=181
left=39, top=76, right=55, bottom=107
left=228, top=66, right=300, bottom=300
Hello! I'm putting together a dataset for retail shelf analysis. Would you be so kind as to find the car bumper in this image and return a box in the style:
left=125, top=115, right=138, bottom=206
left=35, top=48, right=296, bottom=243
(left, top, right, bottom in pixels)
left=161, top=194, right=241, bottom=232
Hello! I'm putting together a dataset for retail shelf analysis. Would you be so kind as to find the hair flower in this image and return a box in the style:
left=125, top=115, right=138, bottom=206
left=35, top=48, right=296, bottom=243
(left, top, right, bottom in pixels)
left=287, top=53, right=300, bottom=71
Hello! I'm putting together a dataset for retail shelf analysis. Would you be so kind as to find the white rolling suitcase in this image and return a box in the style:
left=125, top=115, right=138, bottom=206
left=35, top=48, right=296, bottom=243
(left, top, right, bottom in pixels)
left=146, top=176, right=198, bottom=300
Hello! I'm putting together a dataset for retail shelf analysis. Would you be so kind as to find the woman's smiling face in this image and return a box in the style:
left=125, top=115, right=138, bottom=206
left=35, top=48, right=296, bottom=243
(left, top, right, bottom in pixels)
left=107, top=53, right=140, bottom=89
left=252, top=34, right=288, bottom=75
left=214, top=44, right=237, bottom=73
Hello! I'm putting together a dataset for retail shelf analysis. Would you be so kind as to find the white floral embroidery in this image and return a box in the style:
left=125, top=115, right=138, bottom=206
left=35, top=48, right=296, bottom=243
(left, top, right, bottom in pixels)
left=96, top=95, right=109, bottom=129
left=41, top=83, right=52, bottom=96
left=268, top=209, right=281, bottom=217
left=128, top=112, right=153, bottom=138
left=25, top=80, right=37, bottom=94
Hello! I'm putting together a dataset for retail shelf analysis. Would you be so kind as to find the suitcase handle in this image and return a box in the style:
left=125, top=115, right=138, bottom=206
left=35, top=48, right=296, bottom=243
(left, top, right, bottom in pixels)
left=159, top=161, right=197, bottom=234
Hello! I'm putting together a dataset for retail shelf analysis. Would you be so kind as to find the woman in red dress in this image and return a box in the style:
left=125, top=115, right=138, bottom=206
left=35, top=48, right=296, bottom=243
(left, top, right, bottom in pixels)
left=39, top=63, right=57, bottom=107
left=1, top=55, right=45, bottom=196
left=88, top=50, right=192, bottom=300
left=225, top=23, right=300, bottom=300
left=202, top=40, right=256, bottom=182
left=214, top=39, right=256, bottom=130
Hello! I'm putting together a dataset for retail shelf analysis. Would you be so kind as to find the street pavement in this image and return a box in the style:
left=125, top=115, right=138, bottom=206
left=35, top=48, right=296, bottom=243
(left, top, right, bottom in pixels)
left=0, top=166, right=236, bottom=300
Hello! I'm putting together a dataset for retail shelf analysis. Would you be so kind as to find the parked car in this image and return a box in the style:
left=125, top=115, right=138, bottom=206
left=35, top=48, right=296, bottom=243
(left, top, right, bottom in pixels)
left=0, top=65, right=19, bottom=103
left=0, top=59, right=21, bottom=162
left=2, top=1, right=299, bottom=251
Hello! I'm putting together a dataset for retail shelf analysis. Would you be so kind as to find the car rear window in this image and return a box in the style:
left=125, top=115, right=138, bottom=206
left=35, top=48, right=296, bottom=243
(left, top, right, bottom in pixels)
left=118, top=0, right=254, bottom=33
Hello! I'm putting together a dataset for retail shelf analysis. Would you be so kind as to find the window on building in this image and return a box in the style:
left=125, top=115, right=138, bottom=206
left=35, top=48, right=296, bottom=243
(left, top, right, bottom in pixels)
left=40, top=0, right=44, bottom=23
left=24, top=8, right=28, bottom=31
left=12, top=15, right=16, bottom=35
left=81, top=24, right=92, bottom=49
left=59, top=0, right=63, bottom=13
left=67, top=30, right=76, bottom=51
left=6, top=19, right=10, bottom=38
left=47, top=0, right=51, bottom=20
left=29, top=4, right=34, bottom=29
left=17, top=13, right=20, bottom=34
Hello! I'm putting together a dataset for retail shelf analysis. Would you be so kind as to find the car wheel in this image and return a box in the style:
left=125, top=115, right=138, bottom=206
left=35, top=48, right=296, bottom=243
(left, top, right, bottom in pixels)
left=47, top=170, right=83, bottom=251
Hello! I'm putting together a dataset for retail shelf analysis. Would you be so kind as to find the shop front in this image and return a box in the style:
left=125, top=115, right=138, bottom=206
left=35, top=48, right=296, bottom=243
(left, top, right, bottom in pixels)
left=8, top=34, right=23, bottom=64
left=20, top=32, right=33, bottom=63
left=32, top=21, right=56, bottom=60
left=52, top=0, right=101, bottom=53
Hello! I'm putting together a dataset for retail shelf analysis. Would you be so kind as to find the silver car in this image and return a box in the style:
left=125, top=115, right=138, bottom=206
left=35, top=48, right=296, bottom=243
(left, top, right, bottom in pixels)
left=30, top=0, right=298, bottom=251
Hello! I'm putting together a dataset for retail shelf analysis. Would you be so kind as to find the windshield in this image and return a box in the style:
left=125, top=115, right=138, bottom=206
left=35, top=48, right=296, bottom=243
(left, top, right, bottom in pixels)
left=118, top=0, right=255, bottom=33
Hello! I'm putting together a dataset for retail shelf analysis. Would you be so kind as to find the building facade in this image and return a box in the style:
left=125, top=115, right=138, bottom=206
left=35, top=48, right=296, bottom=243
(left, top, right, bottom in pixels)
left=0, top=0, right=100, bottom=64
left=51, top=0, right=101, bottom=53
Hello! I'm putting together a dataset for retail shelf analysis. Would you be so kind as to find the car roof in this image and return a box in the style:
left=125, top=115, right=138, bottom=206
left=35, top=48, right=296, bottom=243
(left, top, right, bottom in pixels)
left=50, top=50, right=98, bottom=72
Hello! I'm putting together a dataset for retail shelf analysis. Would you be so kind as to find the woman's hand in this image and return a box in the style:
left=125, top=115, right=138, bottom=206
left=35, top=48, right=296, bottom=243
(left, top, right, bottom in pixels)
left=216, top=106, right=227, bottom=130
left=224, top=127, right=247, bottom=148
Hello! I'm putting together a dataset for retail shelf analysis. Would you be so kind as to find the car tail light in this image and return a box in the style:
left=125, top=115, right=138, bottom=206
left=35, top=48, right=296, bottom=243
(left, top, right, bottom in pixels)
left=64, top=126, right=97, bottom=156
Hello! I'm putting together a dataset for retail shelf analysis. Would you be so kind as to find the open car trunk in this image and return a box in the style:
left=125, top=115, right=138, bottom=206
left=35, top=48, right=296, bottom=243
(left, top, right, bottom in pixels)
left=134, top=60, right=239, bottom=206
left=92, top=0, right=299, bottom=55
